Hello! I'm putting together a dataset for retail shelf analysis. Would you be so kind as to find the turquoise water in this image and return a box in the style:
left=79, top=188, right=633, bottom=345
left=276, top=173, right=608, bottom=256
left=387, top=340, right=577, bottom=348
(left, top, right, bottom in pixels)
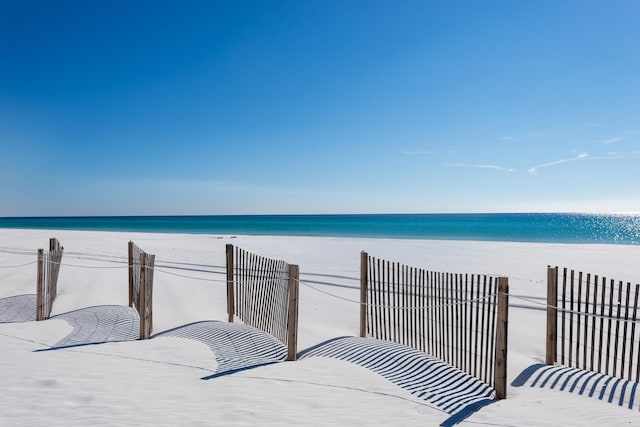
left=1, top=213, right=639, bottom=245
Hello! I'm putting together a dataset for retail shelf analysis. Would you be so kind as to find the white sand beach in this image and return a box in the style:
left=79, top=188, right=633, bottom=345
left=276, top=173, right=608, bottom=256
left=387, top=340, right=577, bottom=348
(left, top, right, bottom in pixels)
left=2, top=228, right=640, bottom=426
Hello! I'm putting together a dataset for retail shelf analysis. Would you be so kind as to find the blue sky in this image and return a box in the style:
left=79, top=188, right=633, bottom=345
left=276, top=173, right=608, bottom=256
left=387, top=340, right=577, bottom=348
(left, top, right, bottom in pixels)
left=1, top=0, right=638, bottom=216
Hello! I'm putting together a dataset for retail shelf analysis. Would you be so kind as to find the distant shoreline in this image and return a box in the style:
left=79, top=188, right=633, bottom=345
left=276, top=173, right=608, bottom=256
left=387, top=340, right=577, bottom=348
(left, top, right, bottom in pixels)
left=1, top=213, right=639, bottom=245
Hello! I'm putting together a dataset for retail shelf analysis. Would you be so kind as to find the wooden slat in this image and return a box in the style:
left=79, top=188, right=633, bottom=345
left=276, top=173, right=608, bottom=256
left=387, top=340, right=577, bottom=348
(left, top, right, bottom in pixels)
left=287, top=264, right=299, bottom=361
left=583, top=273, right=591, bottom=369
left=631, top=284, right=639, bottom=382
left=621, top=282, right=631, bottom=379
left=546, top=267, right=558, bottom=364
left=360, top=251, right=368, bottom=337
left=226, top=244, right=235, bottom=322
left=590, top=274, right=599, bottom=371
left=568, top=269, right=574, bottom=367
left=494, top=277, right=509, bottom=400
left=36, top=249, right=44, bottom=321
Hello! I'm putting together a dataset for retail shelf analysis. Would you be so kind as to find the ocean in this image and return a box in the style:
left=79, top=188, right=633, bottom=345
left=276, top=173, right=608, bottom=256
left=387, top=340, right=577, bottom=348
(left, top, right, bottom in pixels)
left=1, top=213, right=639, bottom=245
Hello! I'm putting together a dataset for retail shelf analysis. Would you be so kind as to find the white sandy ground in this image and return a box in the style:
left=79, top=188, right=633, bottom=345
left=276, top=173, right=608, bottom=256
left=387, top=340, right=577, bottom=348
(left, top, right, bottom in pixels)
left=1, top=228, right=640, bottom=426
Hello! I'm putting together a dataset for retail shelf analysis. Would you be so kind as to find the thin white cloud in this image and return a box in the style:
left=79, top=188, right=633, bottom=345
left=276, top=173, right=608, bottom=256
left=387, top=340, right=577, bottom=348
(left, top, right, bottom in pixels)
left=528, top=153, right=588, bottom=175
left=498, top=136, right=516, bottom=141
left=450, top=163, right=515, bottom=172
left=603, top=136, right=624, bottom=144
left=583, top=122, right=602, bottom=127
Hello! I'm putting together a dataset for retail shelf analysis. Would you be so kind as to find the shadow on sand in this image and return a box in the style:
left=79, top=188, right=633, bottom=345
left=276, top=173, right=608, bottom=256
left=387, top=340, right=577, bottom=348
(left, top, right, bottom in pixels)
left=0, top=294, right=36, bottom=323
left=33, top=307, right=287, bottom=378
left=512, top=363, right=640, bottom=411
left=35, top=305, right=141, bottom=349
left=299, top=336, right=495, bottom=425
left=154, top=321, right=287, bottom=379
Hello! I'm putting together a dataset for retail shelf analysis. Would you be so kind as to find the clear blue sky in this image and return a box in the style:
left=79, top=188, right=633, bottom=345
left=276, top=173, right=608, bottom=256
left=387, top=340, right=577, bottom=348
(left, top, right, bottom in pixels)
left=1, top=0, right=638, bottom=216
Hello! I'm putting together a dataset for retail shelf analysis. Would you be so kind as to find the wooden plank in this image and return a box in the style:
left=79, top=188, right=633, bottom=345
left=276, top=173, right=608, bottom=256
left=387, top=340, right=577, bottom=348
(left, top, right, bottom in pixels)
left=414, top=267, right=419, bottom=350
left=226, top=244, right=235, bottom=323
left=36, top=249, right=44, bottom=321
left=287, top=264, right=299, bottom=361
left=598, top=275, right=605, bottom=373
left=590, top=274, right=599, bottom=371
left=418, top=268, right=425, bottom=352
left=568, top=269, right=575, bottom=367
left=378, top=259, right=384, bottom=340
left=360, top=251, right=368, bottom=337
left=439, top=272, right=445, bottom=359
left=480, top=276, right=488, bottom=383
left=455, top=274, right=461, bottom=370
left=583, top=273, right=591, bottom=370
left=494, top=277, right=509, bottom=400
left=139, top=252, right=147, bottom=339
left=630, top=284, right=639, bottom=382
left=128, top=241, right=134, bottom=307
left=488, top=277, right=498, bottom=386
left=621, top=282, right=631, bottom=379
left=146, top=253, right=155, bottom=337
left=632, top=284, right=640, bottom=382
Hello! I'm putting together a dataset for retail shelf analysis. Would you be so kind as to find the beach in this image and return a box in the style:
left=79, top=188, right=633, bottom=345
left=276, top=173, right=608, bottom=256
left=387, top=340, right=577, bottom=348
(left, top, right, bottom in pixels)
left=2, top=228, right=640, bottom=426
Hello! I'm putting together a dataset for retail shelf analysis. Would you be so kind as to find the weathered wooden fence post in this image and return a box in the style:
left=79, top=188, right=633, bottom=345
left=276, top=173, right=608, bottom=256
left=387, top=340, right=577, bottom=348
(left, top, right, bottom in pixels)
left=494, top=277, right=509, bottom=400
left=128, top=241, right=134, bottom=307
left=137, top=251, right=155, bottom=340
left=36, top=248, right=45, bottom=321
left=360, top=251, right=369, bottom=338
left=287, top=264, right=300, bottom=361
left=139, top=252, right=148, bottom=339
left=226, top=244, right=235, bottom=323
left=546, top=266, right=558, bottom=365
left=145, top=254, right=156, bottom=338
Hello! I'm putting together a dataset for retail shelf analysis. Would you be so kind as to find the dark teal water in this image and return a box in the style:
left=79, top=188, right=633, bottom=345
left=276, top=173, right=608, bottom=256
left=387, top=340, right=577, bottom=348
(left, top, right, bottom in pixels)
left=0, top=214, right=639, bottom=245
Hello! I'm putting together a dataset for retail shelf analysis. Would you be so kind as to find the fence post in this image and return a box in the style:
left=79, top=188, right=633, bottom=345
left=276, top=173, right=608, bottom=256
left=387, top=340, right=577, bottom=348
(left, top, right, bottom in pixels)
left=287, top=264, right=300, bottom=361
left=494, top=277, right=509, bottom=400
left=360, top=251, right=369, bottom=338
left=128, top=241, right=134, bottom=307
left=139, top=252, right=148, bottom=340
left=36, top=248, right=44, bottom=321
left=147, top=253, right=155, bottom=338
left=546, top=266, right=558, bottom=365
left=226, top=244, right=235, bottom=323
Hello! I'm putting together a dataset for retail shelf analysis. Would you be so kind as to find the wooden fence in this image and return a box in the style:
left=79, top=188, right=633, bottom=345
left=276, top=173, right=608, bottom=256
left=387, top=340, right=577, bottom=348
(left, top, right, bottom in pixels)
left=128, top=241, right=155, bottom=340
left=546, top=266, right=640, bottom=382
left=226, top=244, right=299, bottom=361
left=360, top=252, right=509, bottom=399
left=36, top=238, right=64, bottom=321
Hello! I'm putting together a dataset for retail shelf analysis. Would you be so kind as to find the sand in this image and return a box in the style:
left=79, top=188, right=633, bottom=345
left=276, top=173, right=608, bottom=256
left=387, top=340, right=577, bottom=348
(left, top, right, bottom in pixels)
left=2, top=228, right=640, bottom=426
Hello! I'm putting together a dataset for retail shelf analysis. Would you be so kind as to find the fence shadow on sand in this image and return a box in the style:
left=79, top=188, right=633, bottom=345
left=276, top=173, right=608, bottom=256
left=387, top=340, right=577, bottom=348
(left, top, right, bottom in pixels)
left=299, top=336, right=496, bottom=425
left=31, top=309, right=287, bottom=378
left=0, top=294, right=36, bottom=323
left=35, top=305, right=141, bottom=350
left=512, top=363, right=640, bottom=411
left=154, top=321, right=288, bottom=379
